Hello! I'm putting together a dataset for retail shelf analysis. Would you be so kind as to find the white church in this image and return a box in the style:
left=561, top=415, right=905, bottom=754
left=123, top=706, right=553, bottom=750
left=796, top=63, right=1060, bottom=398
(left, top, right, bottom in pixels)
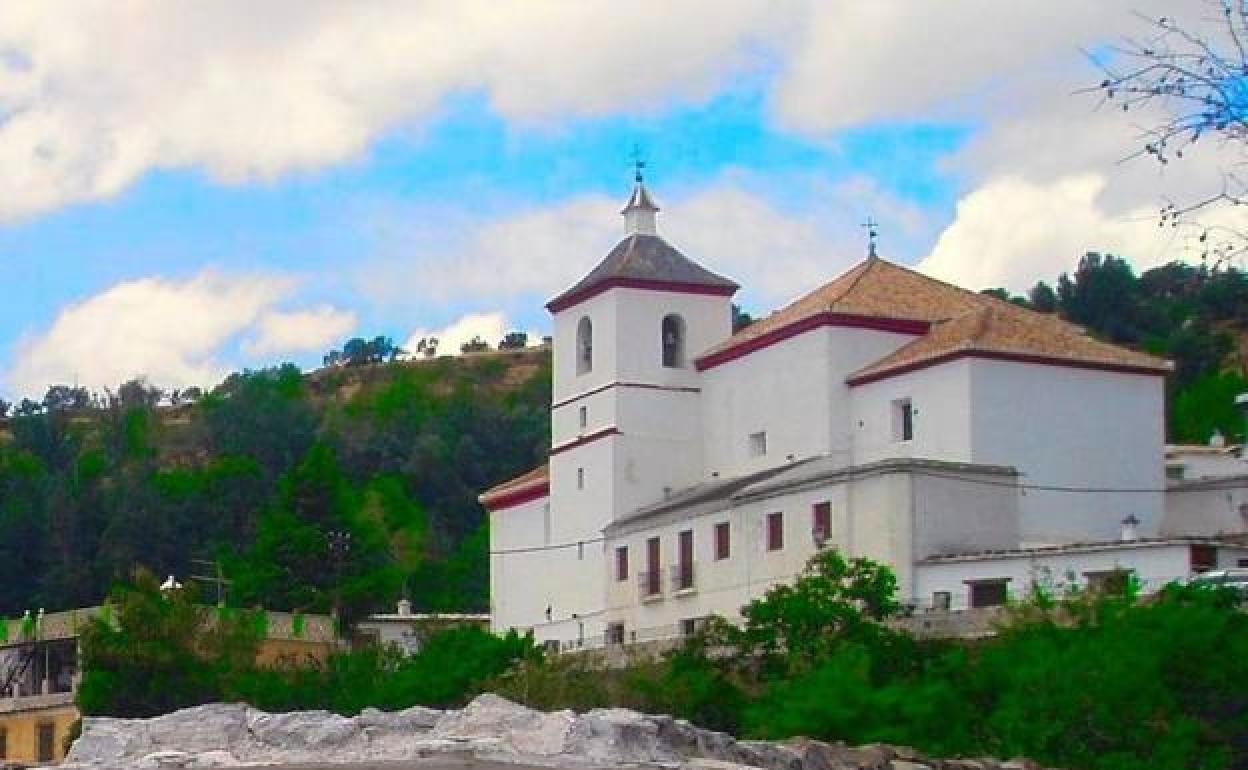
left=481, top=175, right=1248, bottom=649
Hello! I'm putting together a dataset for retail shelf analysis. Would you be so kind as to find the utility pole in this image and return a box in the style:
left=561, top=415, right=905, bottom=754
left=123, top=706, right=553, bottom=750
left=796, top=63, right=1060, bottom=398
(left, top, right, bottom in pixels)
left=189, top=558, right=232, bottom=607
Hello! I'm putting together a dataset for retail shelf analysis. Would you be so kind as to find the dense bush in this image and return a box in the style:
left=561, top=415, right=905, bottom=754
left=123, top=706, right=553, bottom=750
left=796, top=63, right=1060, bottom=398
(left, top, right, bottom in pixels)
left=80, top=574, right=538, bottom=718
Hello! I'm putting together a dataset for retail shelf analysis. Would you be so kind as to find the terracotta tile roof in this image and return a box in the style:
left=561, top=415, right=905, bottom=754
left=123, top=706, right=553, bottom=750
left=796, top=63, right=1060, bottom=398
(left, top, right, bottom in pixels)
left=847, top=303, right=1171, bottom=383
left=479, top=463, right=549, bottom=508
left=696, top=256, right=1170, bottom=379
left=547, top=234, right=738, bottom=311
left=699, top=257, right=983, bottom=359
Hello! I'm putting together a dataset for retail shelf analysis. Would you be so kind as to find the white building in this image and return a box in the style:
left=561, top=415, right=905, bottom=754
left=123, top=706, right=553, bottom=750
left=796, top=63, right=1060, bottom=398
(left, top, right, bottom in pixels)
left=480, top=176, right=1247, bottom=647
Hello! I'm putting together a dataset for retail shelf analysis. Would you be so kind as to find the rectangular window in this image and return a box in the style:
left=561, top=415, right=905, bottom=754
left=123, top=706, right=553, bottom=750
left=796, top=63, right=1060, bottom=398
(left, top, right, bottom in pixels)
left=1166, top=465, right=1185, bottom=480
left=641, top=536, right=661, bottom=597
left=576, top=467, right=585, bottom=490
left=578, top=405, right=587, bottom=430
left=606, top=622, right=625, bottom=646
left=675, top=529, right=694, bottom=590
left=714, top=521, right=731, bottom=560
left=1191, top=544, right=1218, bottom=572
left=680, top=617, right=700, bottom=637
left=37, top=722, right=55, bottom=763
left=767, top=512, right=784, bottom=551
left=812, top=502, right=831, bottom=544
left=615, top=546, right=629, bottom=582
left=1084, top=569, right=1131, bottom=595
left=893, top=398, right=914, bottom=442
left=1239, top=558, right=1248, bottom=568
left=967, top=579, right=1009, bottom=608
left=931, top=591, right=951, bottom=611
left=748, top=431, right=768, bottom=457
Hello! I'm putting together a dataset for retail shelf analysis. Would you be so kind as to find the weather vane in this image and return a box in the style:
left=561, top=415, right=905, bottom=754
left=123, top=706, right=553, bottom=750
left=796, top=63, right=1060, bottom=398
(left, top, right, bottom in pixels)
left=861, top=216, right=879, bottom=258
left=630, top=144, right=646, bottom=184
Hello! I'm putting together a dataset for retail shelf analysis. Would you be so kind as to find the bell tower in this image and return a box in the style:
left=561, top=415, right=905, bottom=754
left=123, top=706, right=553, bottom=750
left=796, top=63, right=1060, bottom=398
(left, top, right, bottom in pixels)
left=528, top=170, right=737, bottom=643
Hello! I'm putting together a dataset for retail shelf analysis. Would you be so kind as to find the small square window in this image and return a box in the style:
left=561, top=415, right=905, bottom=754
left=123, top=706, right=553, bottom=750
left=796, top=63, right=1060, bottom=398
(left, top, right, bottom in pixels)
left=680, top=617, right=700, bottom=637
left=931, top=591, right=951, bottom=611
left=578, top=405, right=587, bottom=430
left=967, top=579, right=1009, bottom=608
left=577, top=467, right=585, bottom=490
left=892, top=399, right=914, bottom=442
left=748, top=431, right=768, bottom=457
left=607, top=622, right=625, bottom=645
left=714, top=521, right=731, bottom=560
left=766, top=512, right=784, bottom=551
left=1166, top=465, right=1185, bottom=480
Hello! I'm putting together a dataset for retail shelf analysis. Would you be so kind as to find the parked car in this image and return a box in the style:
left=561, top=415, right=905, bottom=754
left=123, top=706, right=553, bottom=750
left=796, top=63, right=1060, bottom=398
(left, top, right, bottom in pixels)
left=1189, top=568, right=1248, bottom=598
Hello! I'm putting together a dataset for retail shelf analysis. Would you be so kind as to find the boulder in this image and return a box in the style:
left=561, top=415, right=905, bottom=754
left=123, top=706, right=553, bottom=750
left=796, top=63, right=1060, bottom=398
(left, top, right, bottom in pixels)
left=60, top=694, right=1056, bottom=770
left=433, top=694, right=543, bottom=739
left=147, top=704, right=248, bottom=754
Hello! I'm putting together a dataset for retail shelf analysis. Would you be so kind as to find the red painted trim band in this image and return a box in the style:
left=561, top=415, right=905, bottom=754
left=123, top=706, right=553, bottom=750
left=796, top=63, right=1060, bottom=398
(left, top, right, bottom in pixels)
left=549, top=426, right=621, bottom=456
left=482, top=483, right=550, bottom=512
left=551, top=381, right=701, bottom=409
left=695, top=312, right=929, bottom=371
left=547, top=278, right=736, bottom=313
left=846, top=349, right=1170, bottom=386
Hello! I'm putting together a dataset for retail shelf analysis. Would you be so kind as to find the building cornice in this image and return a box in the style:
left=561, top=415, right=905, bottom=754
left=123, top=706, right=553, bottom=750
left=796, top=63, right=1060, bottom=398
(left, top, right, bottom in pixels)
left=845, top=348, right=1171, bottom=386
left=551, top=381, right=701, bottom=409
left=695, top=312, right=930, bottom=372
left=480, top=482, right=550, bottom=513
left=546, top=278, right=736, bottom=314
left=549, top=426, right=621, bottom=456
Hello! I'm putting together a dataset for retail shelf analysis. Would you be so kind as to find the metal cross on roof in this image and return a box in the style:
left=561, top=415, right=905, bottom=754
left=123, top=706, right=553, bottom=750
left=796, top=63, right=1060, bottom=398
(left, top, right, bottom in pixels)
left=861, top=216, right=880, bottom=258
left=630, top=144, right=646, bottom=183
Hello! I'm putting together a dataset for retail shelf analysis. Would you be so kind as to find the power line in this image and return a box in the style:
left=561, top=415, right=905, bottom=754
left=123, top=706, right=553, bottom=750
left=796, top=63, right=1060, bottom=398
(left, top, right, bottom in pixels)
left=913, top=469, right=1177, bottom=494
left=490, top=537, right=605, bottom=556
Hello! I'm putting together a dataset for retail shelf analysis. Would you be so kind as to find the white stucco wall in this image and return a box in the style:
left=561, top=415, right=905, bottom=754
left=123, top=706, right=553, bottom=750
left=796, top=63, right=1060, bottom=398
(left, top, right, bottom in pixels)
left=1162, top=479, right=1248, bottom=537
left=599, top=462, right=1019, bottom=641
left=552, top=292, right=618, bottom=405
left=967, top=359, right=1166, bottom=544
left=849, top=359, right=975, bottom=466
left=1166, top=449, right=1248, bottom=480
left=701, top=326, right=917, bottom=480
left=911, top=470, right=1020, bottom=560
left=914, top=542, right=1248, bottom=610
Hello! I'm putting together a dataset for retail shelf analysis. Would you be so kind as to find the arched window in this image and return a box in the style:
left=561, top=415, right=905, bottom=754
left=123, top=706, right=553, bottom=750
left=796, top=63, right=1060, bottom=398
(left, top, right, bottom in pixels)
left=661, top=314, right=686, bottom=368
left=576, top=316, right=593, bottom=374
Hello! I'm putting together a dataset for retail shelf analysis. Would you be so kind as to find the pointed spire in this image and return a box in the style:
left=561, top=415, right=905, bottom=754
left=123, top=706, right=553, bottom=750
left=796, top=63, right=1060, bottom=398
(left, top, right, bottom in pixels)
left=622, top=154, right=659, bottom=236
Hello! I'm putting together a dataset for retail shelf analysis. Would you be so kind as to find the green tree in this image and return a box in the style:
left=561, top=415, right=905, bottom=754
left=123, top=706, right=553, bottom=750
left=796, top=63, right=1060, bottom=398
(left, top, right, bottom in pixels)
left=1172, top=369, right=1248, bottom=443
left=77, top=570, right=263, bottom=717
left=722, top=550, right=900, bottom=678
left=498, top=331, right=528, bottom=350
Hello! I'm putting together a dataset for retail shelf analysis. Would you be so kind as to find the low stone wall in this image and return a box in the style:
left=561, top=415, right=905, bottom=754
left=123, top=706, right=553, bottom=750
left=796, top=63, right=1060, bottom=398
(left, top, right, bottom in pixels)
left=63, top=693, right=1048, bottom=770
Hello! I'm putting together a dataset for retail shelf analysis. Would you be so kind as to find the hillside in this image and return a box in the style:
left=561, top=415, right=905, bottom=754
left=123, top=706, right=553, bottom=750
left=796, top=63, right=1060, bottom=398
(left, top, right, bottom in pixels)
left=0, top=349, right=551, bottom=618
left=2, top=253, right=1245, bottom=620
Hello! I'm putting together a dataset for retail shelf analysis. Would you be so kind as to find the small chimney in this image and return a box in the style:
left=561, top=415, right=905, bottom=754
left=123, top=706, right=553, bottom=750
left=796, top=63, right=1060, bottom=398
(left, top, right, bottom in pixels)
left=396, top=598, right=412, bottom=617
left=1120, top=514, right=1140, bottom=542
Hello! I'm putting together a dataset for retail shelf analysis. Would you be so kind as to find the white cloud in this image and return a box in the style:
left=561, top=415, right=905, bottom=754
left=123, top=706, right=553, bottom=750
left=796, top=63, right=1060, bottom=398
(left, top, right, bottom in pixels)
left=6, top=271, right=355, bottom=399
left=918, top=174, right=1243, bottom=291
left=403, top=312, right=509, bottom=358
left=243, top=305, right=358, bottom=357
left=0, top=0, right=782, bottom=220
left=363, top=174, right=935, bottom=316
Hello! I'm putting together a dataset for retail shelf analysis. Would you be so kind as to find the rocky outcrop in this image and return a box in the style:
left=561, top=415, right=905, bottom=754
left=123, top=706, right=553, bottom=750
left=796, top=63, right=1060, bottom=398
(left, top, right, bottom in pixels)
left=63, top=694, right=1050, bottom=770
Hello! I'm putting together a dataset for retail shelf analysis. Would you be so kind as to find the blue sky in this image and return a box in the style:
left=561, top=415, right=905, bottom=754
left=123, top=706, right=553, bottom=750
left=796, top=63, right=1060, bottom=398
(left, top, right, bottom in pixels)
left=0, top=2, right=1222, bottom=401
